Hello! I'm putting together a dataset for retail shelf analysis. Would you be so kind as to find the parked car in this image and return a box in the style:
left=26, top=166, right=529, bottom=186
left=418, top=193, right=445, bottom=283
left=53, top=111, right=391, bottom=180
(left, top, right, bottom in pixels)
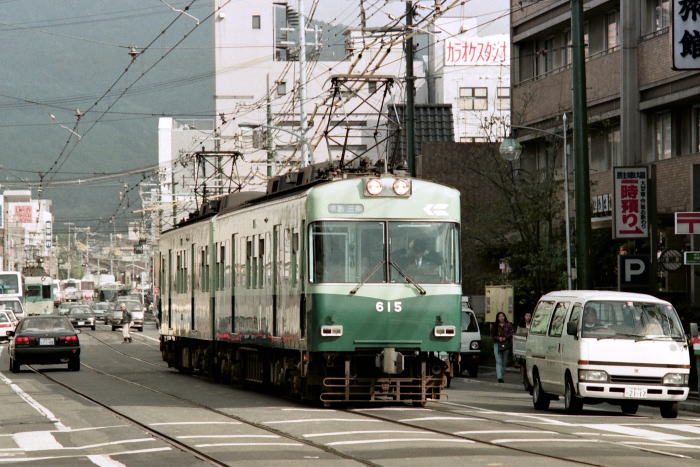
left=8, top=315, right=81, bottom=372
left=525, top=290, right=689, bottom=418
left=0, top=298, right=25, bottom=319
left=108, top=300, right=144, bottom=332
left=67, top=306, right=96, bottom=330
left=460, top=306, right=481, bottom=377
left=0, top=310, right=17, bottom=342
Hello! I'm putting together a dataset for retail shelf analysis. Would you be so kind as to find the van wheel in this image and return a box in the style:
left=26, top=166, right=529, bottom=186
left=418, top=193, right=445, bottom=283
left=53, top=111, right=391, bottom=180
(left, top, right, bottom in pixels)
left=660, top=402, right=678, bottom=419
left=564, top=375, right=583, bottom=414
left=532, top=370, right=550, bottom=410
left=621, top=401, right=639, bottom=415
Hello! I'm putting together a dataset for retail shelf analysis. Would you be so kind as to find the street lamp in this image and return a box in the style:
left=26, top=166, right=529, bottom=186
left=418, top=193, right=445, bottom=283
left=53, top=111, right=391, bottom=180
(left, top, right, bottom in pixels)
left=499, top=114, right=573, bottom=289
left=49, top=114, right=82, bottom=140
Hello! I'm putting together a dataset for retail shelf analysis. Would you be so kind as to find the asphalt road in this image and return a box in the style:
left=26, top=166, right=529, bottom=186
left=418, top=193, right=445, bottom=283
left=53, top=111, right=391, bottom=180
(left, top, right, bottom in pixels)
left=1, top=326, right=700, bottom=466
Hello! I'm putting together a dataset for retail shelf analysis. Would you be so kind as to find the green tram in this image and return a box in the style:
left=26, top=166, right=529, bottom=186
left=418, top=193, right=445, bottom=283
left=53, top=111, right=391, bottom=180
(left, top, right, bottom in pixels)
left=25, top=276, right=55, bottom=316
left=158, top=168, right=461, bottom=404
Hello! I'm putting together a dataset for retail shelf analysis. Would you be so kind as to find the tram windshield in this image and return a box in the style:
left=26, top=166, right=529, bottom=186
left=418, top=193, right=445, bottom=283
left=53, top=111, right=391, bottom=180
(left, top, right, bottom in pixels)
left=310, top=221, right=459, bottom=284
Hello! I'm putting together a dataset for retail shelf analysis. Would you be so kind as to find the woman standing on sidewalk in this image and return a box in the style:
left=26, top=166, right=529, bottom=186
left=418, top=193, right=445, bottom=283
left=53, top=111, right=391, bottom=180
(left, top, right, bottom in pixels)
left=492, top=312, right=514, bottom=383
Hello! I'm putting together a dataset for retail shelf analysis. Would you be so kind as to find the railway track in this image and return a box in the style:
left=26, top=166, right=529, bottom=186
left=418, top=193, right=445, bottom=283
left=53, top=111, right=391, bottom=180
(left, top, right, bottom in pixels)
left=70, top=330, right=611, bottom=466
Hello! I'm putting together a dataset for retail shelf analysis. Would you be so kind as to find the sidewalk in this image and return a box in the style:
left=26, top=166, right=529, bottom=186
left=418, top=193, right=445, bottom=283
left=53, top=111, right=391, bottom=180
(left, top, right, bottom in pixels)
left=475, top=365, right=700, bottom=414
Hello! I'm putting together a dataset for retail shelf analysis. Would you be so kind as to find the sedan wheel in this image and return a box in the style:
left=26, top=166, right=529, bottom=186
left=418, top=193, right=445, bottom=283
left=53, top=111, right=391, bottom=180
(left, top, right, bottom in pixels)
left=9, top=357, right=20, bottom=373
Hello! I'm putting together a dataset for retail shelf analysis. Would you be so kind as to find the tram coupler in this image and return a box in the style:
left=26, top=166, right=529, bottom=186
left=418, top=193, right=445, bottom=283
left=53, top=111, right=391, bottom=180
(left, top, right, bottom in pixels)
left=376, top=347, right=404, bottom=375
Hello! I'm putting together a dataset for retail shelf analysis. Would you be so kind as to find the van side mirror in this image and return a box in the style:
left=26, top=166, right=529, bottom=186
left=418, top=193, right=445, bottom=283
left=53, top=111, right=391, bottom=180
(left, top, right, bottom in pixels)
left=691, top=322, right=699, bottom=338
left=566, top=321, right=578, bottom=337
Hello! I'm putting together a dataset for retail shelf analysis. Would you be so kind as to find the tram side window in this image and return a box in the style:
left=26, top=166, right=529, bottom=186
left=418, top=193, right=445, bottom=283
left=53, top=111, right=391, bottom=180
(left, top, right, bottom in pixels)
left=246, top=238, right=253, bottom=289
left=258, top=237, right=265, bottom=288
left=291, top=230, right=299, bottom=287
left=42, top=285, right=51, bottom=299
left=200, top=246, right=209, bottom=292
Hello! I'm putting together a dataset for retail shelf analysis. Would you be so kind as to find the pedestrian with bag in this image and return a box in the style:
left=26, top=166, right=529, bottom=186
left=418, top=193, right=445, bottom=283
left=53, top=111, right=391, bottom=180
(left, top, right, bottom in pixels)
left=120, top=303, right=132, bottom=343
left=492, top=311, right=514, bottom=383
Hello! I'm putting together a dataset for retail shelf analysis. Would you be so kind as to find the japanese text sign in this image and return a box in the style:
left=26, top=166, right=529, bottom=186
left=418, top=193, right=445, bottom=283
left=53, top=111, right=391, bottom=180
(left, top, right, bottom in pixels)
left=444, top=38, right=508, bottom=66
left=673, top=0, right=700, bottom=69
left=675, top=212, right=700, bottom=234
left=613, top=167, right=648, bottom=239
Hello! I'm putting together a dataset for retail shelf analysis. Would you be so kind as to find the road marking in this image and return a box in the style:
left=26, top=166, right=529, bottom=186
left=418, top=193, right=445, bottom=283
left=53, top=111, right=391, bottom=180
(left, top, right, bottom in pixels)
left=441, top=402, right=573, bottom=426
left=491, top=438, right=600, bottom=444
left=178, top=435, right=280, bottom=439
left=150, top=421, right=241, bottom=426
left=397, top=416, right=479, bottom=422
left=264, top=418, right=380, bottom=424
left=0, top=347, right=68, bottom=431
left=304, top=430, right=430, bottom=438
left=352, top=408, right=433, bottom=412
left=453, top=430, right=557, bottom=435
left=195, top=442, right=304, bottom=448
left=582, top=424, right=689, bottom=441
left=63, top=438, right=155, bottom=450
left=0, top=447, right=172, bottom=464
left=133, top=334, right=159, bottom=343
left=86, top=455, right=126, bottom=467
left=12, top=432, right=62, bottom=451
left=326, top=438, right=474, bottom=446
left=649, top=424, right=700, bottom=435
left=281, top=408, right=338, bottom=412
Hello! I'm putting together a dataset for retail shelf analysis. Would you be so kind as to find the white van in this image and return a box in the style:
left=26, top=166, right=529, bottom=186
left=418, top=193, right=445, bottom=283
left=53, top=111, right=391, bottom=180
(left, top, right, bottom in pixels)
left=460, top=306, right=481, bottom=377
left=526, top=291, right=689, bottom=418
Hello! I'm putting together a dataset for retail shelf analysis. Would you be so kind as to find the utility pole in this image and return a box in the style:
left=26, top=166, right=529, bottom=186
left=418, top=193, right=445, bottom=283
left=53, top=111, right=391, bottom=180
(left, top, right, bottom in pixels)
left=298, top=0, right=309, bottom=167
left=266, top=74, right=276, bottom=177
left=571, top=0, right=592, bottom=289
left=405, top=1, right=416, bottom=177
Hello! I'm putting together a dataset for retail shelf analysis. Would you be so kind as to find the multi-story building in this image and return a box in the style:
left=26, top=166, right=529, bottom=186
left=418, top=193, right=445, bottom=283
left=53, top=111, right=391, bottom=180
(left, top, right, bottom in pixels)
left=158, top=118, right=216, bottom=230
left=1, top=190, right=54, bottom=273
left=510, top=0, right=700, bottom=303
left=429, top=0, right=511, bottom=141
left=213, top=0, right=428, bottom=188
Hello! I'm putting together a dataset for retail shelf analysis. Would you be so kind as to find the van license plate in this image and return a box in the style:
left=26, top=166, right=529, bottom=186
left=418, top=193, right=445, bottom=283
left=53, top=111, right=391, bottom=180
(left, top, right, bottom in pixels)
left=39, top=338, right=54, bottom=346
left=624, top=387, right=647, bottom=398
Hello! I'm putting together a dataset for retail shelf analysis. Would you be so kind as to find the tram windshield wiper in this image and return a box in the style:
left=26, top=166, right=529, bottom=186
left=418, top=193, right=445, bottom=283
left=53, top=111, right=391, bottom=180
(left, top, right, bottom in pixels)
left=389, top=261, right=427, bottom=295
left=349, top=260, right=385, bottom=295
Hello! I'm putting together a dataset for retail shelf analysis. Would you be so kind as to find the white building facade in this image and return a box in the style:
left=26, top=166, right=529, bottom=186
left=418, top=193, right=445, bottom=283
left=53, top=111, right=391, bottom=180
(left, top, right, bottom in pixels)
left=428, top=0, right=511, bottom=142
left=213, top=0, right=425, bottom=189
left=1, top=190, right=54, bottom=273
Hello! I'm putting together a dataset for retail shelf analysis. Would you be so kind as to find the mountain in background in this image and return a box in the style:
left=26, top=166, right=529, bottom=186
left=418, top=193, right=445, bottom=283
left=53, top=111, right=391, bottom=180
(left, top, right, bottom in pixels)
left=0, top=0, right=215, bottom=234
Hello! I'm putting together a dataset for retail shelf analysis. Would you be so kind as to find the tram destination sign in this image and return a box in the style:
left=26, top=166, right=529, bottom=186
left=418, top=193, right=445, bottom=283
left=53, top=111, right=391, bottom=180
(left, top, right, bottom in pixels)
left=685, top=251, right=700, bottom=265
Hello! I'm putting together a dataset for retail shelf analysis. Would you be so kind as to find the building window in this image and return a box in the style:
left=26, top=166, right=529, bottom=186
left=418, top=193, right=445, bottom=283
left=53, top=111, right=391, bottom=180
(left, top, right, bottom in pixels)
left=459, top=87, right=488, bottom=110
left=252, top=15, right=261, bottom=30
left=694, top=108, right=700, bottom=153
left=367, top=81, right=377, bottom=94
left=563, top=30, right=572, bottom=66
left=648, top=0, right=670, bottom=33
left=460, top=136, right=488, bottom=143
left=606, top=125, right=620, bottom=167
left=606, top=11, right=619, bottom=51
left=276, top=81, right=286, bottom=96
left=654, top=111, right=672, bottom=160
left=496, top=87, right=510, bottom=110
left=535, top=37, right=555, bottom=76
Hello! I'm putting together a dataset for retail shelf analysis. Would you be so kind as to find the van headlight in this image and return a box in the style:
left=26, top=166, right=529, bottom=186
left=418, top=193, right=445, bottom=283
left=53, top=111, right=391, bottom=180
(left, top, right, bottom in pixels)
left=663, top=373, right=689, bottom=386
left=470, top=340, right=480, bottom=350
left=578, top=369, right=608, bottom=382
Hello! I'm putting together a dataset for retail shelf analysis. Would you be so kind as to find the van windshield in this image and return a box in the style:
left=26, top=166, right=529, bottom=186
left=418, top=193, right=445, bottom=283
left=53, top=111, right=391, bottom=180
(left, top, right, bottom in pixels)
left=462, top=311, right=478, bottom=332
left=581, top=301, right=684, bottom=340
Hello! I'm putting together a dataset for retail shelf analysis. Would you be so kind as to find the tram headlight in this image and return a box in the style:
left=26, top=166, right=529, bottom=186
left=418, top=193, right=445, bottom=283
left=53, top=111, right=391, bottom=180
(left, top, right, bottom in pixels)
left=365, top=178, right=383, bottom=196
left=392, top=178, right=411, bottom=196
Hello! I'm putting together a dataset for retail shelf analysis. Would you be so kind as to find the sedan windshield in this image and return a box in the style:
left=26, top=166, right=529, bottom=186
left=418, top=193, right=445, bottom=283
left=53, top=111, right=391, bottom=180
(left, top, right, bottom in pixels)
left=310, top=221, right=459, bottom=284
left=581, top=301, right=685, bottom=340
left=19, top=318, right=73, bottom=333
